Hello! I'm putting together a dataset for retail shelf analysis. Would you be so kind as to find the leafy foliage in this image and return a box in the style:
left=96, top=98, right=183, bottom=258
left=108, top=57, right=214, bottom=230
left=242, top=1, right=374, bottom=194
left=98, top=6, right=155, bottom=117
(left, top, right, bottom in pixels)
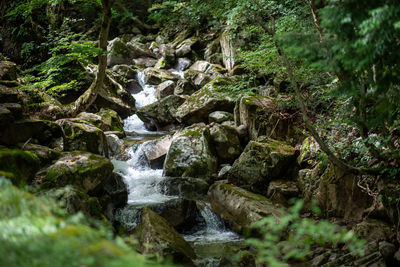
left=247, top=200, right=365, bottom=266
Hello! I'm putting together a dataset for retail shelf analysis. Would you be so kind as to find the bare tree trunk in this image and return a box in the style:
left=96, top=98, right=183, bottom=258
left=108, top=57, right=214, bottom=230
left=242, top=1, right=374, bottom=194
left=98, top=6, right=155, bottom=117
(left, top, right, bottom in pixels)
left=309, top=0, right=323, bottom=42
left=70, top=0, right=112, bottom=117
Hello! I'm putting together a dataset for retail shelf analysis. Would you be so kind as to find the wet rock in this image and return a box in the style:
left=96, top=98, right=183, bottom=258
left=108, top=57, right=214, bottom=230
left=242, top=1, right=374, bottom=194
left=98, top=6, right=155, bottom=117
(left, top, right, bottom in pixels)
left=156, top=80, right=175, bottom=99
left=208, top=183, right=286, bottom=233
left=163, top=124, right=217, bottom=179
left=0, top=103, right=23, bottom=125
left=0, top=147, right=40, bottom=186
left=125, top=79, right=142, bottom=94
left=0, top=119, right=63, bottom=147
left=174, top=79, right=196, bottom=95
left=105, top=133, right=124, bottom=157
left=142, top=134, right=173, bottom=169
left=0, top=60, right=17, bottom=80
left=209, top=111, right=234, bottom=123
left=227, top=137, right=297, bottom=194
left=137, top=95, right=185, bottom=130
left=209, top=124, right=242, bottom=164
left=150, top=198, right=198, bottom=230
left=131, top=208, right=196, bottom=265
left=160, top=177, right=210, bottom=200
left=316, top=164, right=371, bottom=221
left=57, top=119, right=108, bottom=157
left=175, top=79, right=235, bottom=125
left=37, top=151, right=113, bottom=193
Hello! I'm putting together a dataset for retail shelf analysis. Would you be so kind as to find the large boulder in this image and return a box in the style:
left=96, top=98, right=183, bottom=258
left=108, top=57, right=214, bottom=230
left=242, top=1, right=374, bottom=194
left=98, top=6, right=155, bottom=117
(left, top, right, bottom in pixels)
left=76, top=109, right=124, bottom=134
left=0, top=103, right=23, bottom=126
left=163, top=124, right=217, bottom=178
left=208, top=183, right=286, bottom=233
left=156, top=80, right=175, bottom=99
left=137, top=95, right=185, bottom=130
left=0, top=147, right=40, bottom=186
left=175, top=37, right=197, bottom=57
left=175, top=79, right=235, bottom=125
left=107, top=38, right=154, bottom=67
left=37, top=151, right=114, bottom=193
left=227, top=137, right=297, bottom=194
left=18, top=143, right=61, bottom=165
left=160, top=176, right=210, bottom=200
left=144, top=67, right=178, bottom=85
left=57, top=119, right=108, bottom=157
left=133, top=57, right=158, bottom=68
left=174, top=79, right=196, bottom=96
left=0, top=85, right=23, bottom=104
left=316, top=164, right=371, bottom=221
left=131, top=208, right=196, bottom=265
left=209, top=111, right=234, bottom=123
left=209, top=124, right=242, bottom=164
left=235, top=95, right=299, bottom=143
left=0, top=119, right=63, bottom=148
left=184, top=69, right=211, bottom=89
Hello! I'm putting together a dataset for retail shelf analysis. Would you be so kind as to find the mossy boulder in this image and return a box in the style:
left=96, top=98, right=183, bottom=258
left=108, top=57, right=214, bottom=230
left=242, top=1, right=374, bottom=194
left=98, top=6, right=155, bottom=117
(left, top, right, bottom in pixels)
left=131, top=208, right=196, bottom=265
left=175, top=80, right=235, bottom=125
left=107, top=38, right=154, bottom=67
left=352, top=219, right=393, bottom=242
left=57, top=119, right=108, bottom=157
left=160, top=176, right=210, bottom=200
left=316, top=164, right=371, bottom=221
left=209, top=111, right=234, bottom=123
left=174, top=78, right=196, bottom=95
left=144, top=67, right=177, bottom=85
left=0, top=60, right=17, bottom=80
left=0, top=147, right=40, bottom=186
left=163, top=124, right=217, bottom=178
left=137, top=95, right=185, bottom=130
left=184, top=69, right=212, bottom=89
left=209, top=123, right=242, bottom=164
left=97, top=108, right=124, bottom=133
left=0, top=85, right=22, bottom=104
left=18, top=143, right=61, bottom=165
left=37, top=151, right=114, bottom=193
left=156, top=80, right=175, bottom=99
left=0, top=103, right=23, bottom=126
left=176, top=37, right=197, bottom=57
left=227, top=137, right=297, bottom=194
left=208, top=183, right=286, bottom=234
left=297, top=137, right=320, bottom=168
left=0, top=119, right=63, bottom=147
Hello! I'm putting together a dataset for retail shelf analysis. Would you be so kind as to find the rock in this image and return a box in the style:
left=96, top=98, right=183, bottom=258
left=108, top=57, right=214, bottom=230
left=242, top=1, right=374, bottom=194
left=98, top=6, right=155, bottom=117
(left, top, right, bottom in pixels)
left=133, top=57, right=158, bottom=68
left=175, top=58, right=192, bottom=72
left=176, top=37, right=197, bottom=57
left=150, top=198, right=198, bottom=230
left=107, top=38, right=134, bottom=66
left=0, top=147, right=40, bottom=186
left=316, top=164, right=371, bottom=221
left=160, top=177, right=210, bottom=200
left=163, top=124, right=217, bottom=178
left=297, top=137, right=320, bottom=167
left=218, top=165, right=232, bottom=179
left=18, top=143, right=61, bottom=165
left=297, top=162, right=326, bottom=209
left=209, top=124, right=242, bottom=164
left=155, top=57, right=167, bottom=69
left=209, top=111, right=234, bottom=123
left=205, top=39, right=222, bottom=64
left=174, top=79, right=196, bottom=95
left=142, top=134, right=173, bottom=169
left=144, top=67, right=177, bottom=85
left=175, top=79, right=235, bottom=125
left=158, top=43, right=175, bottom=67
left=105, top=133, right=124, bottom=157
left=46, top=186, right=103, bottom=218
left=125, top=79, right=142, bottom=94
left=126, top=39, right=155, bottom=59
left=95, top=81, right=136, bottom=119
left=227, top=137, right=297, bottom=194
left=156, top=80, right=175, bottom=99
left=0, top=119, right=63, bottom=147
left=379, top=241, right=396, bottom=261
left=184, top=69, right=212, bottom=89
left=0, top=60, right=17, bottom=80
left=37, top=151, right=114, bottom=193
left=131, top=208, right=196, bottom=265
left=352, top=219, right=393, bottom=242
left=208, top=183, right=286, bottom=233
left=96, top=108, right=125, bottom=133
left=190, top=60, right=212, bottom=72
left=0, top=103, right=23, bottom=126
left=267, top=180, right=299, bottom=205
left=220, top=31, right=235, bottom=74
left=0, top=85, right=22, bottom=104
left=57, top=119, right=108, bottom=157
left=137, top=95, right=185, bottom=130
left=111, top=64, right=137, bottom=80
left=235, top=95, right=297, bottom=142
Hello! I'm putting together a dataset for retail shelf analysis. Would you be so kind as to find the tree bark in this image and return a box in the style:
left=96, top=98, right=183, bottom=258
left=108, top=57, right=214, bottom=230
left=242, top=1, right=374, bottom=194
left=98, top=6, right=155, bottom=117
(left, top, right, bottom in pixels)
left=70, top=0, right=112, bottom=117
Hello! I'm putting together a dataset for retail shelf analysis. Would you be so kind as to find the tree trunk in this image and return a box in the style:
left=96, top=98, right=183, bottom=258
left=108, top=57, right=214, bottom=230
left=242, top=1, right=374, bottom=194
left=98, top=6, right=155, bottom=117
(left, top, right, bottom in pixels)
left=70, top=0, right=112, bottom=117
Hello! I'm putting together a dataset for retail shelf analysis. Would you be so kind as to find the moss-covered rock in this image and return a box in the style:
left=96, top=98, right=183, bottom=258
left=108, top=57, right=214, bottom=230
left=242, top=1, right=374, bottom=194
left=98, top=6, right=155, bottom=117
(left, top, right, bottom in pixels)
left=137, top=95, right=185, bottom=130
left=131, top=208, right=196, bottom=265
left=227, top=137, right=297, bottom=194
left=209, top=123, right=242, bottom=164
left=97, top=108, right=125, bottom=133
left=297, top=137, right=320, bottom=168
left=37, top=151, right=113, bottom=193
left=209, top=111, right=234, bottom=123
left=0, top=85, right=22, bottom=104
left=144, top=67, right=177, bottom=85
left=174, top=78, right=196, bottom=95
left=184, top=69, right=212, bottom=89
left=0, top=60, right=17, bottom=81
left=160, top=176, right=210, bottom=200
left=155, top=80, right=175, bottom=99
left=107, top=38, right=154, bottom=67
left=176, top=37, right=197, bottom=57
left=208, top=183, right=286, bottom=234
left=0, top=147, right=40, bottom=186
left=57, top=119, right=108, bottom=157
left=18, top=143, right=61, bottom=165
left=315, top=164, right=371, bottom=221
left=0, top=119, right=63, bottom=147
left=0, top=103, right=23, bottom=126
left=175, top=80, right=235, bottom=125
left=352, top=219, right=393, bottom=242
left=163, top=124, right=217, bottom=178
